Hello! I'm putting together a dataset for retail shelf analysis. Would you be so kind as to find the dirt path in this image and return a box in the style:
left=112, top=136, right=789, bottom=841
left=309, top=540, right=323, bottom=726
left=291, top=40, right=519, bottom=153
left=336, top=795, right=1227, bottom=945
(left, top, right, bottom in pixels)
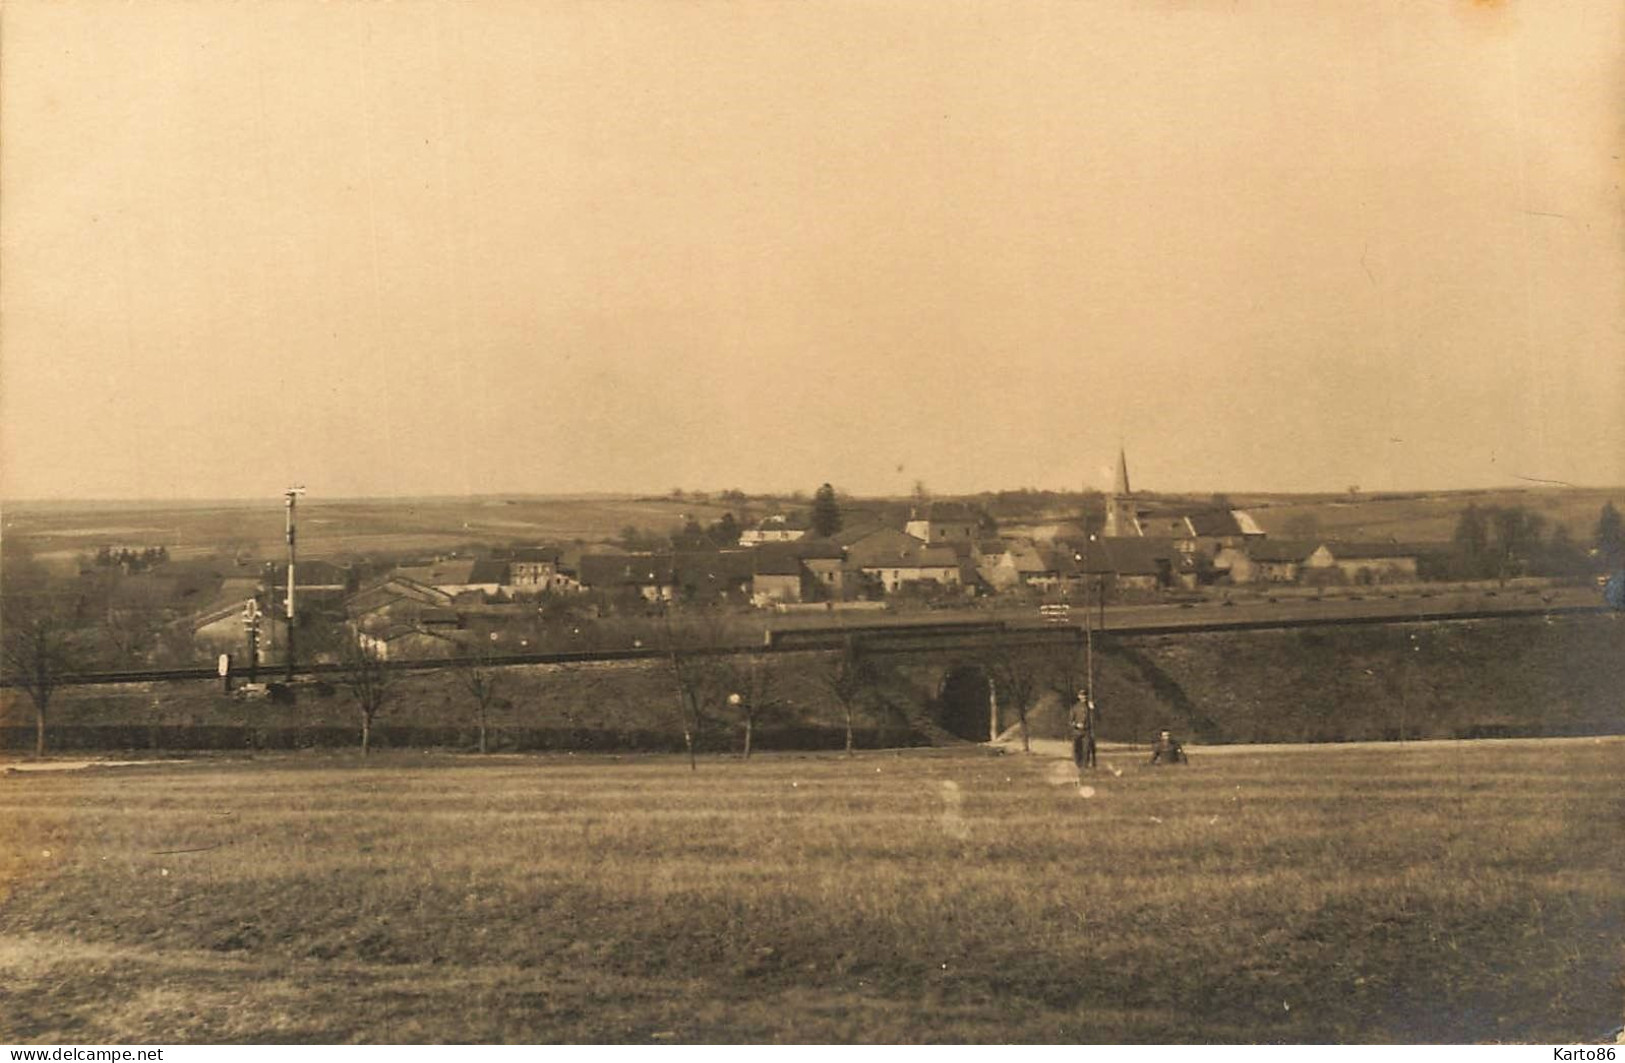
left=1, top=758, right=198, bottom=773
left=993, top=733, right=1623, bottom=760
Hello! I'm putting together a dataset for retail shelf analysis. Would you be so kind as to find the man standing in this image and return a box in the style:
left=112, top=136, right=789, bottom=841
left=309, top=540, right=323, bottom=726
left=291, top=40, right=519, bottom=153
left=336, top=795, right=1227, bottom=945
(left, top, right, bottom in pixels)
left=1072, top=693, right=1098, bottom=770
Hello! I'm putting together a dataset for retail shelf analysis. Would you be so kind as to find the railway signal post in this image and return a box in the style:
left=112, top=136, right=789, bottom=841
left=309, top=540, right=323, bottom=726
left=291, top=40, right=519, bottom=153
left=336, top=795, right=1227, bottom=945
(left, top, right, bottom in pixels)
left=283, top=486, right=305, bottom=681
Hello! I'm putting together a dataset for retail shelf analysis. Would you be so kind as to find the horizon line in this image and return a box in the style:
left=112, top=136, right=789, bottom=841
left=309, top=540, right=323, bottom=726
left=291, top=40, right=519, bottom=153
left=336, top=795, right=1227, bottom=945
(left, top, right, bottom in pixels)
left=5, top=481, right=1621, bottom=508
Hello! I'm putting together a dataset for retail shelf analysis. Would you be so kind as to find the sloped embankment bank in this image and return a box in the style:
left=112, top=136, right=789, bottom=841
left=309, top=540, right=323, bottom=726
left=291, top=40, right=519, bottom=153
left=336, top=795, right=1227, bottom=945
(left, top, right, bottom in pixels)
left=1071, top=613, right=1624, bottom=745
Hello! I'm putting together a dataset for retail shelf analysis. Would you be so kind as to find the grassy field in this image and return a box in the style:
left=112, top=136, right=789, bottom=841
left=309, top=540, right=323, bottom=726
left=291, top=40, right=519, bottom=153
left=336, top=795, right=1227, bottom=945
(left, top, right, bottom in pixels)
left=1, top=495, right=742, bottom=567
left=1243, top=487, right=1625, bottom=544
left=2, top=740, right=1620, bottom=1043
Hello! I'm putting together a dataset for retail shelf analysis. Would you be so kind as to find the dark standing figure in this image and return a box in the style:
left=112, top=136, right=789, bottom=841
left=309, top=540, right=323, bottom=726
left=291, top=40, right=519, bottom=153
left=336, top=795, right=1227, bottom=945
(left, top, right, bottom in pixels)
left=1149, top=729, right=1186, bottom=765
left=1072, top=694, right=1099, bottom=771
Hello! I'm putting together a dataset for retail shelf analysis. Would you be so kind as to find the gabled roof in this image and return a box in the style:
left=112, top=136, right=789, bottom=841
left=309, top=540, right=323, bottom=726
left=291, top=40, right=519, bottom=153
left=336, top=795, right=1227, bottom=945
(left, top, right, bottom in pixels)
left=510, top=547, right=562, bottom=564
left=1056, top=538, right=1111, bottom=575
left=1101, top=537, right=1181, bottom=576
left=182, top=576, right=261, bottom=622
left=673, top=550, right=756, bottom=589
left=1185, top=510, right=1245, bottom=537
left=1039, top=545, right=1082, bottom=577
left=786, top=537, right=845, bottom=560
left=466, top=560, right=511, bottom=584
left=1315, top=541, right=1429, bottom=561
left=1003, top=540, right=1054, bottom=575
left=189, top=602, right=246, bottom=631
left=349, top=576, right=456, bottom=614
left=910, top=501, right=980, bottom=523
left=751, top=513, right=811, bottom=531
left=828, top=523, right=889, bottom=548
left=843, top=527, right=929, bottom=566
left=394, top=559, right=477, bottom=587
left=752, top=543, right=808, bottom=577
left=372, top=625, right=465, bottom=647
left=578, top=552, right=676, bottom=588
left=1244, top=540, right=1317, bottom=564
left=847, top=528, right=960, bottom=569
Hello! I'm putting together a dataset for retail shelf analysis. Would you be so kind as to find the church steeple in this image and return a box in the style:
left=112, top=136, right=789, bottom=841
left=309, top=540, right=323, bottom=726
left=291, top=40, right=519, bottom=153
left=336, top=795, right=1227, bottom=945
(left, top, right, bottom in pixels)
left=1105, top=446, right=1135, bottom=537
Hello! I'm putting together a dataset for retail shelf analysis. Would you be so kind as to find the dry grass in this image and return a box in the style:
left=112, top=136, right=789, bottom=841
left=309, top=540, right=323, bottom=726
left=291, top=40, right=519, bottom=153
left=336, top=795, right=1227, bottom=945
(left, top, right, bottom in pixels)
left=2, top=741, right=1621, bottom=1043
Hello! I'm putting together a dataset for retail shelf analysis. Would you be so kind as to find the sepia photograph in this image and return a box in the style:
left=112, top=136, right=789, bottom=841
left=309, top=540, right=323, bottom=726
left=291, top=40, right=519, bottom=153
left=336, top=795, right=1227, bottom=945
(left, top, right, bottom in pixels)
left=1, top=0, right=1621, bottom=1047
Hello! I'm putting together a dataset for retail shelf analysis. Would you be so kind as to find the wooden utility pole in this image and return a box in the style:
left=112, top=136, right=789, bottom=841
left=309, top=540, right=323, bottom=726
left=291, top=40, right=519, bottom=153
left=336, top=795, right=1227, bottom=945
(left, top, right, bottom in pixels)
left=1082, top=533, right=1096, bottom=704
left=283, top=486, right=305, bottom=681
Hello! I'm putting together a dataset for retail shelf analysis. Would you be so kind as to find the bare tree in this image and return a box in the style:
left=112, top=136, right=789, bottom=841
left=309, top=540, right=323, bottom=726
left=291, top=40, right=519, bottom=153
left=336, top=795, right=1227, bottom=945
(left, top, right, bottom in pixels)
left=662, top=608, right=769, bottom=767
left=661, top=605, right=721, bottom=771
left=666, top=645, right=702, bottom=771
left=725, top=651, right=779, bottom=758
left=1, top=549, right=84, bottom=758
left=335, top=635, right=391, bottom=757
left=454, top=632, right=502, bottom=754
left=818, top=635, right=875, bottom=756
left=985, top=643, right=1050, bottom=752
left=1, top=590, right=79, bottom=759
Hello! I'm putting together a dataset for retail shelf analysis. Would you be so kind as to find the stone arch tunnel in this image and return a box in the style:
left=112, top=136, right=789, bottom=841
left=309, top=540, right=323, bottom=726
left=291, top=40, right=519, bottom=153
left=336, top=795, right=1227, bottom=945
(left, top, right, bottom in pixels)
left=865, top=628, right=1202, bottom=745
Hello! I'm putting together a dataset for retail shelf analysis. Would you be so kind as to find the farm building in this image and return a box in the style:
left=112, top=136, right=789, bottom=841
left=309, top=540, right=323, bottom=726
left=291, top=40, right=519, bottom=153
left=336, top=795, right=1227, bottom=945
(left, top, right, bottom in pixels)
left=1216, top=540, right=1317, bottom=584
left=738, top=514, right=810, bottom=546
left=345, top=576, right=457, bottom=628
left=976, top=539, right=1080, bottom=592
left=356, top=624, right=466, bottom=661
left=904, top=501, right=983, bottom=546
left=750, top=543, right=807, bottom=604
left=501, top=547, right=563, bottom=591
left=838, top=527, right=963, bottom=594
left=1303, top=542, right=1425, bottom=583
left=672, top=551, right=756, bottom=605
left=578, top=553, right=677, bottom=602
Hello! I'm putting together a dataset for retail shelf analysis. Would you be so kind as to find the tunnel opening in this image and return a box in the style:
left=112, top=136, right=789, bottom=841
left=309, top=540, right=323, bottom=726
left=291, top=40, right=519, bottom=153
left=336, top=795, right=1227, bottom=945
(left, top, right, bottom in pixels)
left=938, top=666, right=993, bottom=741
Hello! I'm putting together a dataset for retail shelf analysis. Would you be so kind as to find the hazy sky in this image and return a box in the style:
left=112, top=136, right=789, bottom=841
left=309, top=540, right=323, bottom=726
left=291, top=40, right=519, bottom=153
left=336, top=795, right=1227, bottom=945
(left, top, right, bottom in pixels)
left=2, top=0, right=1620, bottom=500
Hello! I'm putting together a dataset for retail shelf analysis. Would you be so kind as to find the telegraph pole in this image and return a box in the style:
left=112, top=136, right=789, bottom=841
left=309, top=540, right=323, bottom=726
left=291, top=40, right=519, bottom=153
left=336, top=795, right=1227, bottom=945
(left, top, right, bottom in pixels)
left=1081, top=533, right=1096, bottom=704
left=243, top=599, right=261, bottom=683
left=284, top=486, right=305, bottom=681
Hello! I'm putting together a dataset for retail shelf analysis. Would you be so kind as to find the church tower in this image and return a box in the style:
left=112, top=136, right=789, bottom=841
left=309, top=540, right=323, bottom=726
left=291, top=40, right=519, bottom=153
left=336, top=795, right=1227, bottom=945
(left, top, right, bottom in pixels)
left=1104, top=447, right=1135, bottom=537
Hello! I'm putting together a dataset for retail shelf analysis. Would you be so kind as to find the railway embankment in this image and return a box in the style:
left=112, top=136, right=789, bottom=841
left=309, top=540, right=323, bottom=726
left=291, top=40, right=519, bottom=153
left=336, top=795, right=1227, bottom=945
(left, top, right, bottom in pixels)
left=3, top=613, right=1619, bottom=754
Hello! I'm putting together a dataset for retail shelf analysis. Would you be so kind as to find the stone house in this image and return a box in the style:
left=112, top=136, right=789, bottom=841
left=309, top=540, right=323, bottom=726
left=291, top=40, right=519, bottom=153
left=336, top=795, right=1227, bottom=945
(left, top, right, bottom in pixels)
left=840, top=527, right=963, bottom=594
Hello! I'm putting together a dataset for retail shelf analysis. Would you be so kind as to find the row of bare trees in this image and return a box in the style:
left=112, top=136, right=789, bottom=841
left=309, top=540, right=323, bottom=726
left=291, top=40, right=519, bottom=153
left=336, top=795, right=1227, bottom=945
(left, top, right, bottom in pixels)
left=335, top=634, right=508, bottom=758
left=6, top=554, right=1084, bottom=759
